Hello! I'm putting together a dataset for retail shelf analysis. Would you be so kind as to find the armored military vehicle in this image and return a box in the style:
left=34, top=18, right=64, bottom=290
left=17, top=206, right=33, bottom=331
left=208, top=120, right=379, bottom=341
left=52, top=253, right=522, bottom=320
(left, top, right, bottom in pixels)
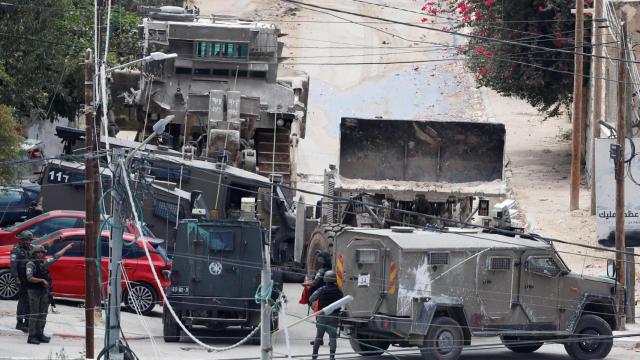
left=335, top=227, right=622, bottom=360
left=163, top=215, right=282, bottom=342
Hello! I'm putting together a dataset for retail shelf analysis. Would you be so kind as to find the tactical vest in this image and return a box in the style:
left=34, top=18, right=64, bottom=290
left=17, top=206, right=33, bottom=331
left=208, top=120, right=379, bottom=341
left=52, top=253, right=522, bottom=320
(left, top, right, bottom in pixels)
left=11, top=245, right=30, bottom=283
left=26, top=260, right=51, bottom=291
left=317, top=284, right=343, bottom=315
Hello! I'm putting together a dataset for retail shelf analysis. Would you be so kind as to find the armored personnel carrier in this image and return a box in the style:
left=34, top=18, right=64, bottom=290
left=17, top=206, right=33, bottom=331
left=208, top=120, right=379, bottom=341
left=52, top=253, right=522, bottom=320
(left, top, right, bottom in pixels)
left=335, top=227, right=622, bottom=360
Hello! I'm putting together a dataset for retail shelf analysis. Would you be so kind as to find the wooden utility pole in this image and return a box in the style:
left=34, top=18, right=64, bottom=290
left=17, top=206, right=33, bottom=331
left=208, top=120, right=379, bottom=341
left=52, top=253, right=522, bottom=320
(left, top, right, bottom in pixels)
left=615, top=21, right=627, bottom=326
left=590, top=0, right=604, bottom=215
left=570, top=0, right=585, bottom=211
left=84, top=48, right=97, bottom=360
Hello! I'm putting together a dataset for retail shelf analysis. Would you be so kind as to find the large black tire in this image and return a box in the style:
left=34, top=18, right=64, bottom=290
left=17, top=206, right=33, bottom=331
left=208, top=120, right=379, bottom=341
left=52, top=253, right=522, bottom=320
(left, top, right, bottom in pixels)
left=0, top=269, right=19, bottom=300
left=564, top=314, right=613, bottom=360
left=162, top=306, right=181, bottom=343
left=124, top=282, right=157, bottom=315
left=421, top=317, right=464, bottom=360
left=304, top=224, right=347, bottom=276
left=349, top=332, right=391, bottom=357
left=501, top=336, right=544, bottom=353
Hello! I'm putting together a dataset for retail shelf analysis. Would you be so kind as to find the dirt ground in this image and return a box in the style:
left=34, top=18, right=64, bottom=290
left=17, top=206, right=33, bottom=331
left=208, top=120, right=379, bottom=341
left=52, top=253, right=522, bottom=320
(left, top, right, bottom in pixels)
left=195, top=0, right=639, bottom=292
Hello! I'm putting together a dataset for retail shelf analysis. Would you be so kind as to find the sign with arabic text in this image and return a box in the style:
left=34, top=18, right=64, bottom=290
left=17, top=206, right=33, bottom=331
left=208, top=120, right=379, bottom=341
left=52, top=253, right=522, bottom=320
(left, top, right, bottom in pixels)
left=595, top=138, right=640, bottom=247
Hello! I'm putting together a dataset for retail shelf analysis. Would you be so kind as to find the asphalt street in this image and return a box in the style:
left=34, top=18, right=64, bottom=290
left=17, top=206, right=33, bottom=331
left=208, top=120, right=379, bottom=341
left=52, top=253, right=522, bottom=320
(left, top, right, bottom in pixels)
left=0, top=283, right=638, bottom=359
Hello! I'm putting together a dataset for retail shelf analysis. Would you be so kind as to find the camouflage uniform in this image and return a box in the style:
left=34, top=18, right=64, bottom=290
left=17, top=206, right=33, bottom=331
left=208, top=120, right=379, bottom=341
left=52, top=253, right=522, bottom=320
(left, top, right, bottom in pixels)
left=10, top=231, right=34, bottom=331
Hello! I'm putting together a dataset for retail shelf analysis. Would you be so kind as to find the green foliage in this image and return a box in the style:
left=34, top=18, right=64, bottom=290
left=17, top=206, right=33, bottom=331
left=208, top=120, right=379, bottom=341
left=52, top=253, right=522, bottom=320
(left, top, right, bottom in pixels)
left=423, top=0, right=590, bottom=116
left=0, top=0, right=142, bottom=122
left=0, top=105, right=22, bottom=186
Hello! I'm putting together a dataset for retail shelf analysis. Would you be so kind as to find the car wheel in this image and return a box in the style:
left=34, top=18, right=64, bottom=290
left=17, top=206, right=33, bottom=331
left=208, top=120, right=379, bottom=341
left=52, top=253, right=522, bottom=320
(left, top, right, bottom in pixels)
left=501, top=336, right=544, bottom=353
left=564, top=314, right=613, bottom=360
left=421, top=316, right=463, bottom=360
left=163, top=306, right=181, bottom=342
left=0, top=269, right=19, bottom=300
left=124, top=282, right=157, bottom=315
left=349, top=331, right=390, bottom=356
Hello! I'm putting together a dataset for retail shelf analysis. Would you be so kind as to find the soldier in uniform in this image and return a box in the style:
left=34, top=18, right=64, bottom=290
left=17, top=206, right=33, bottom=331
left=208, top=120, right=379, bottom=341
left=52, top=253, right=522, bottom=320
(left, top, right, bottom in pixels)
left=25, top=243, right=72, bottom=344
left=305, top=251, right=332, bottom=296
left=308, top=270, right=343, bottom=360
left=10, top=230, right=34, bottom=332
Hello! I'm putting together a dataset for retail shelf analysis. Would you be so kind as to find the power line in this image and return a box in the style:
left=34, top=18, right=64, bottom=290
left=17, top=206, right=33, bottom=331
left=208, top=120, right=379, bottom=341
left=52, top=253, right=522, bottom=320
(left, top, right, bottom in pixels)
left=281, top=0, right=640, bottom=65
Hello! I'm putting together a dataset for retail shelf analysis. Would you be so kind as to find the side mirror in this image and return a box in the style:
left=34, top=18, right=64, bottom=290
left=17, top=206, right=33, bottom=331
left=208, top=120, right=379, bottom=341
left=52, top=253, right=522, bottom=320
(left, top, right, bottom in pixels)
left=607, top=259, right=617, bottom=278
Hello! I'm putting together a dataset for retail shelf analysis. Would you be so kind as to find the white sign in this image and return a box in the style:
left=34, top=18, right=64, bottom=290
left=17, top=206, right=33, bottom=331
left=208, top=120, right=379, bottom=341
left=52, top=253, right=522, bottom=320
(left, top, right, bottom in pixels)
left=595, top=138, right=640, bottom=247
left=357, top=273, right=370, bottom=288
left=208, top=261, right=223, bottom=276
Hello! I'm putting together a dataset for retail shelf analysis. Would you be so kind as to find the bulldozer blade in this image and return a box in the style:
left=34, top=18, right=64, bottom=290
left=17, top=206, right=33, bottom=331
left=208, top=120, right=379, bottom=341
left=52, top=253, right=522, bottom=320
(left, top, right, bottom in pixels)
left=339, top=117, right=505, bottom=183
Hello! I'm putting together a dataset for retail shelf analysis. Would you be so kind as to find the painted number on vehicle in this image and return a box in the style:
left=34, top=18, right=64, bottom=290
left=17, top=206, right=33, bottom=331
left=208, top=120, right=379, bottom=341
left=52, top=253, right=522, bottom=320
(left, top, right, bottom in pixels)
left=48, top=170, right=70, bottom=184
left=357, top=273, right=370, bottom=288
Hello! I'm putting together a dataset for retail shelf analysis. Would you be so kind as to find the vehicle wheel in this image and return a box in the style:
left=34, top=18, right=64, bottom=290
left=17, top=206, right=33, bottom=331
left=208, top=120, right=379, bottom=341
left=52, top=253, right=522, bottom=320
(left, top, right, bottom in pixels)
left=349, top=332, right=390, bottom=356
left=564, top=314, right=613, bottom=360
left=305, top=224, right=346, bottom=276
left=501, top=336, right=543, bottom=353
left=124, top=282, right=157, bottom=315
left=162, top=306, right=181, bottom=342
left=0, top=269, right=19, bottom=300
left=421, top=316, right=463, bottom=360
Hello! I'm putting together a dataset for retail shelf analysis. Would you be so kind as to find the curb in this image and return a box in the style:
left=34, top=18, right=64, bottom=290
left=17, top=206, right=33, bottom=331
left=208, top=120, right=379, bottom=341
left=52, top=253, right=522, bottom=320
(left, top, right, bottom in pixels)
left=0, top=327, right=150, bottom=341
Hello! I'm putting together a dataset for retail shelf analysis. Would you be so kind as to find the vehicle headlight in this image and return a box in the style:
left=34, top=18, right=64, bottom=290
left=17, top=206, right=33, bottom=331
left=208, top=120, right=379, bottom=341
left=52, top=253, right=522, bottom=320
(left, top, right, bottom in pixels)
left=162, top=270, right=171, bottom=280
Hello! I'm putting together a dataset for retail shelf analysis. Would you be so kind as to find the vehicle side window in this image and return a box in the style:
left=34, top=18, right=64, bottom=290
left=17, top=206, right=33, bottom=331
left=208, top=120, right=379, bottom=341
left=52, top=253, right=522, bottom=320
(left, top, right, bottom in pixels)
left=56, top=236, right=84, bottom=257
left=526, top=256, right=561, bottom=277
left=123, top=244, right=145, bottom=259
left=46, top=238, right=72, bottom=255
left=27, top=217, right=82, bottom=238
left=100, top=237, right=110, bottom=257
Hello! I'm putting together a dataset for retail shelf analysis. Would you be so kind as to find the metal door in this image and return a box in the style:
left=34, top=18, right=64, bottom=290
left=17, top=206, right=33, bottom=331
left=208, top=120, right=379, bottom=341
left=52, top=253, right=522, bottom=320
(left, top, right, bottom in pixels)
left=344, top=238, right=387, bottom=316
left=476, top=251, right=517, bottom=319
left=519, top=251, right=560, bottom=328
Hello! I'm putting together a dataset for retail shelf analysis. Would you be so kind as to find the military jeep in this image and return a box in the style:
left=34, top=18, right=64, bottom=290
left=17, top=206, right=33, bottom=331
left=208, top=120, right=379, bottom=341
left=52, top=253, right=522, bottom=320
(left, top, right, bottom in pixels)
left=335, top=227, right=623, bottom=360
left=163, top=217, right=282, bottom=342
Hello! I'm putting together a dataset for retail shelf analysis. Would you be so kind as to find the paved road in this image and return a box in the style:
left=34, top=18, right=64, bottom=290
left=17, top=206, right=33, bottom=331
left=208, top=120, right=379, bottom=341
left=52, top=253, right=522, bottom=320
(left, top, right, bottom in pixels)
left=0, top=284, right=638, bottom=359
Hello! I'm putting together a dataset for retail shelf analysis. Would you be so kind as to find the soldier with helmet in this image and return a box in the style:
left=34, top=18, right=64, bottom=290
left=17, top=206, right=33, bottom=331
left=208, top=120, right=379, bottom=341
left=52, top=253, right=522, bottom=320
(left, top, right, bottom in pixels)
left=308, top=270, right=344, bottom=360
left=25, top=243, right=72, bottom=344
left=10, top=230, right=35, bottom=332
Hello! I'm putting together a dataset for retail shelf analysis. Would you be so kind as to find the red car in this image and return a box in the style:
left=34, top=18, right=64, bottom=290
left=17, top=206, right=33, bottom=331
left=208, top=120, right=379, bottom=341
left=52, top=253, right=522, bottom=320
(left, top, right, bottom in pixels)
left=0, top=228, right=171, bottom=315
left=0, top=210, right=156, bottom=247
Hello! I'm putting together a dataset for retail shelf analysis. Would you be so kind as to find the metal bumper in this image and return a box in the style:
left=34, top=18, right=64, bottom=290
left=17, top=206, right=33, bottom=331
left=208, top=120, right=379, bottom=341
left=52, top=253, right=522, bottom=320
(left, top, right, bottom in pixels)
left=341, top=314, right=414, bottom=339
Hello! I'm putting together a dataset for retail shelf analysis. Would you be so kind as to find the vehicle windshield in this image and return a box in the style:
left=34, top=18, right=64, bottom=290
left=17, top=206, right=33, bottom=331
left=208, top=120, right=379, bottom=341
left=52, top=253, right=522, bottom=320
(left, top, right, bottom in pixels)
left=3, top=212, right=48, bottom=231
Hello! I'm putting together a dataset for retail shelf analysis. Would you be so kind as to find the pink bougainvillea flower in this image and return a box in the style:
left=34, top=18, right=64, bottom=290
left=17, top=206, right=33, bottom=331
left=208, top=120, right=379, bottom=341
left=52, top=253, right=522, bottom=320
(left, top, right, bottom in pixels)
left=462, top=14, right=471, bottom=21
left=486, top=0, right=495, bottom=5
left=476, top=46, right=486, bottom=54
left=420, top=17, right=428, bottom=23
left=484, top=51, right=494, bottom=57
left=457, top=3, right=470, bottom=13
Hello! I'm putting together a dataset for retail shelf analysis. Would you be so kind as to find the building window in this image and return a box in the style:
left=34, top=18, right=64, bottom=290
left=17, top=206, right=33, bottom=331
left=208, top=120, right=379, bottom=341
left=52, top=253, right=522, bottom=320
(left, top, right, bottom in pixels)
left=212, top=69, right=229, bottom=76
left=196, top=42, right=209, bottom=58
left=194, top=68, right=211, bottom=75
left=196, top=42, right=249, bottom=59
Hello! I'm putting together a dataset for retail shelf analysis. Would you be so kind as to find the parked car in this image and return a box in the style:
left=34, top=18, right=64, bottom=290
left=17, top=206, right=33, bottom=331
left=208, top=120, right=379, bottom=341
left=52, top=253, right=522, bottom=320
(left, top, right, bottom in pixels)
left=0, top=229, right=171, bottom=315
left=0, top=210, right=158, bottom=247
left=0, top=185, right=41, bottom=227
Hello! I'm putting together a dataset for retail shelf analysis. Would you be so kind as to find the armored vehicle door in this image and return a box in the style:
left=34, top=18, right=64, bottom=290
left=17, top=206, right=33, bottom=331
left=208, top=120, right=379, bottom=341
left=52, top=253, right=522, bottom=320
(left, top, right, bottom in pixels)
left=342, top=237, right=388, bottom=316
left=185, top=222, right=260, bottom=299
left=519, top=250, right=561, bottom=329
left=476, top=251, right=518, bottom=319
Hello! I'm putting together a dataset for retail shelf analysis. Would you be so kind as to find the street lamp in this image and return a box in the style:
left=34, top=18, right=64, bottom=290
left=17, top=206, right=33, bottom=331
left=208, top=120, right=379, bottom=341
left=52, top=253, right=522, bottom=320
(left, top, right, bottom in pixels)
left=106, top=52, right=178, bottom=72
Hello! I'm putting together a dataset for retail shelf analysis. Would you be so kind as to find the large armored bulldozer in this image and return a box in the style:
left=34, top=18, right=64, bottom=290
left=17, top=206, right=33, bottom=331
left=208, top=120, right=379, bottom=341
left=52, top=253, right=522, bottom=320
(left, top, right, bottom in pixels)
left=297, top=117, right=509, bottom=275
left=130, top=7, right=309, bottom=187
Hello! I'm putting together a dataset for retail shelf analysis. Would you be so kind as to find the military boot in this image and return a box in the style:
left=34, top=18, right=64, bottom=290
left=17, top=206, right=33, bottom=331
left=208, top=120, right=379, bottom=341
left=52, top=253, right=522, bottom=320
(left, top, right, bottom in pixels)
left=16, top=321, right=28, bottom=333
left=38, top=334, right=51, bottom=343
left=27, top=336, right=40, bottom=345
left=312, top=344, right=320, bottom=360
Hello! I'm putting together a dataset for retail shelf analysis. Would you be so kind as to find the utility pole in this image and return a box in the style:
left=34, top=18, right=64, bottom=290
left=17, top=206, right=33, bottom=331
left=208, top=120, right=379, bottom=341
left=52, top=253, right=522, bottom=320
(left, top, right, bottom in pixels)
left=590, top=0, right=604, bottom=215
left=615, top=19, right=627, bottom=326
left=84, top=48, right=97, bottom=360
left=570, top=0, right=585, bottom=211
left=105, top=149, right=126, bottom=359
